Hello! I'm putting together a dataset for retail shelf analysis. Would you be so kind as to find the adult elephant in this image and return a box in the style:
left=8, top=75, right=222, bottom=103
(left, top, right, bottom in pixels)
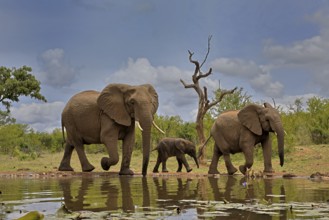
left=204, top=103, right=284, bottom=175
left=58, top=83, right=162, bottom=176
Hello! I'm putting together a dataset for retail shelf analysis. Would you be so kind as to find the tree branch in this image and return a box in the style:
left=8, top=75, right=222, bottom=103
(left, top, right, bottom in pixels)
left=206, top=86, right=238, bottom=110
left=196, top=67, right=212, bottom=80
left=200, top=35, right=212, bottom=68
left=188, top=50, right=200, bottom=77
left=204, top=86, right=210, bottom=105
left=180, top=79, right=196, bottom=89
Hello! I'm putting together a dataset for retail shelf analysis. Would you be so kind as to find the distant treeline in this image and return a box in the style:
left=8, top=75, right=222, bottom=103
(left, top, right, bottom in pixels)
left=0, top=88, right=328, bottom=160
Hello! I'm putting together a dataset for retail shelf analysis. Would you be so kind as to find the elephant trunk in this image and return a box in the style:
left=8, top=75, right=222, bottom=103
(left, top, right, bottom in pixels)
left=139, top=115, right=152, bottom=176
left=193, top=154, right=199, bottom=168
left=273, top=121, right=284, bottom=167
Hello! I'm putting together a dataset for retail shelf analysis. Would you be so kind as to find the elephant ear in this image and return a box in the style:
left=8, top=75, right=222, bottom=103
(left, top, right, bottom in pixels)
left=237, top=104, right=262, bottom=136
left=174, top=139, right=185, bottom=154
left=97, top=84, right=131, bottom=126
left=141, top=84, right=159, bottom=115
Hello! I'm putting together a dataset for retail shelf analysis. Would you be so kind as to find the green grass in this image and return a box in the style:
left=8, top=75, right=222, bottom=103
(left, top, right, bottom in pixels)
left=0, top=145, right=328, bottom=176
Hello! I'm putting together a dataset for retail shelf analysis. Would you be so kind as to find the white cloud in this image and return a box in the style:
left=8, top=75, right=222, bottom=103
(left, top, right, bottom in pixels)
left=210, top=58, right=260, bottom=78
left=109, top=58, right=158, bottom=85
left=11, top=102, right=65, bottom=132
left=39, top=48, right=79, bottom=88
left=264, top=36, right=329, bottom=66
left=264, top=9, right=329, bottom=96
left=108, top=57, right=219, bottom=120
left=210, top=58, right=284, bottom=98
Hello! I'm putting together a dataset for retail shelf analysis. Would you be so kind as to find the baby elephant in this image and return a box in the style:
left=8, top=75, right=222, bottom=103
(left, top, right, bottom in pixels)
left=153, top=138, right=199, bottom=173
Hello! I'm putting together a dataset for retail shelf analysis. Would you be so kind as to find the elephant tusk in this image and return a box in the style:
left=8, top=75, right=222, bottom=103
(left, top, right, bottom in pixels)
left=152, top=121, right=165, bottom=134
left=274, top=130, right=287, bottom=136
left=136, top=121, right=143, bottom=131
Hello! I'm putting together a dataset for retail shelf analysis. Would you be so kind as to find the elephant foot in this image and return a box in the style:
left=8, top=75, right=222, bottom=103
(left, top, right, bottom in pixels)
left=208, top=169, right=220, bottom=175
left=153, top=169, right=159, bottom=173
left=119, top=168, right=134, bottom=175
left=176, top=170, right=182, bottom=173
left=58, top=164, right=74, bottom=172
left=227, top=167, right=238, bottom=175
left=82, top=164, right=95, bottom=172
left=101, top=157, right=111, bottom=171
left=239, top=165, right=247, bottom=175
left=162, top=170, right=168, bottom=173
left=264, top=168, right=274, bottom=173
left=187, top=168, right=193, bottom=173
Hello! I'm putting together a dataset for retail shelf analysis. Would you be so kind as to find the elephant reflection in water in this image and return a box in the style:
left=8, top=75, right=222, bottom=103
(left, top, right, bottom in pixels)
left=153, top=177, right=198, bottom=207
left=59, top=178, right=96, bottom=212
left=208, top=176, right=287, bottom=203
left=207, top=176, right=287, bottom=220
left=102, top=177, right=134, bottom=212
left=208, top=176, right=238, bottom=202
left=59, top=177, right=150, bottom=213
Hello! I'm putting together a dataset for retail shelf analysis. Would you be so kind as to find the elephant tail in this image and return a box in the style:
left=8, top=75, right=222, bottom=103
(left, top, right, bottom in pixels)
left=197, top=135, right=212, bottom=159
left=61, top=121, right=66, bottom=147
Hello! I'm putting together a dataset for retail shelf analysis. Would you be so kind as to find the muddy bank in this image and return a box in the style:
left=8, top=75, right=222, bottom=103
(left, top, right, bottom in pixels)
left=0, top=170, right=328, bottom=180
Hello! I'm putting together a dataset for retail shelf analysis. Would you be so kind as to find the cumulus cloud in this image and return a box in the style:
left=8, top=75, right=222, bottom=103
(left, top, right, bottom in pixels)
left=210, top=58, right=284, bottom=98
left=39, top=48, right=79, bottom=88
left=264, top=9, right=329, bottom=96
left=11, top=102, right=65, bottom=132
left=108, top=58, right=219, bottom=119
left=109, top=58, right=158, bottom=85
left=264, top=36, right=329, bottom=66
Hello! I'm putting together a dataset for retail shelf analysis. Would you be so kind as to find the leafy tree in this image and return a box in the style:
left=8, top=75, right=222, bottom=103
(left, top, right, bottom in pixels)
left=0, top=110, right=16, bottom=125
left=0, top=66, right=47, bottom=112
left=306, top=96, right=329, bottom=144
left=38, top=128, right=64, bottom=152
left=289, top=98, right=304, bottom=113
left=177, top=122, right=197, bottom=143
left=210, top=87, right=252, bottom=118
left=151, top=115, right=184, bottom=145
left=0, top=124, right=29, bottom=154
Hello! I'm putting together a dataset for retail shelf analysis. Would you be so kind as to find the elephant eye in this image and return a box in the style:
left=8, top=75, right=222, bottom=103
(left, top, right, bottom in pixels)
left=129, top=99, right=135, bottom=105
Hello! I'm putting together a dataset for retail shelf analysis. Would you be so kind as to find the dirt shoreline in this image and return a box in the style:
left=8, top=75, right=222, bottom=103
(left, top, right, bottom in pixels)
left=0, top=170, right=327, bottom=179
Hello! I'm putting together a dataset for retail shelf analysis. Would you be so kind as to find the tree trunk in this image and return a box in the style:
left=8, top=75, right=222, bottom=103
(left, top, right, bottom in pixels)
left=196, top=101, right=207, bottom=164
left=180, top=37, right=237, bottom=165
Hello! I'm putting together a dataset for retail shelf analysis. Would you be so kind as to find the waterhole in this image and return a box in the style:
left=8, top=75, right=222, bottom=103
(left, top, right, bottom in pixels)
left=0, top=175, right=329, bottom=219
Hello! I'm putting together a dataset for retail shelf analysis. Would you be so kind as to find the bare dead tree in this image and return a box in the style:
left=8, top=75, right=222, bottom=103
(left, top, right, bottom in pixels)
left=180, top=36, right=237, bottom=164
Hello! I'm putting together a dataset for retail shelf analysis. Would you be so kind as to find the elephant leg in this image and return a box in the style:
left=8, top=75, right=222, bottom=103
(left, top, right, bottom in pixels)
left=179, top=155, right=192, bottom=173
left=153, top=155, right=161, bottom=173
left=223, top=154, right=238, bottom=175
left=119, top=127, right=135, bottom=175
left=101, top=138, right=120, bottom=171
left=58, top=143, right=75, bottom=171
left=161, top=158, right=169, bottom=172
left=239, top=146, right=254, bottom=175
left=100, top=119, right=121, bottom=172
left=262, top=136, right=274, bottom=173
left=208, top=144, right=222, bottom=174
left=176, top=157, right=183, bottom=172
left=75, top=143, right=95, bottom=172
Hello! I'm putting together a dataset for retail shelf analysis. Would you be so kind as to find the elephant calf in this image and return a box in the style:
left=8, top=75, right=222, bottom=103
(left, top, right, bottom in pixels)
left=152, top=138, right=199, bottom=173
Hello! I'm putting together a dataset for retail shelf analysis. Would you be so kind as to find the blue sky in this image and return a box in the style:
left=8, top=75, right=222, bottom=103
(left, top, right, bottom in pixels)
left=1, top=0, right=329, bottom=131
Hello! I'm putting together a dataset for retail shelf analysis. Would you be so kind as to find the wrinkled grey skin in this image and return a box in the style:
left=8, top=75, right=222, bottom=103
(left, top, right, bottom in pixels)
left=207, top=103, right=284, bottom=175
left=153, top=138, right=199, bottom=173
left=58, top=83, right=159, bottom=176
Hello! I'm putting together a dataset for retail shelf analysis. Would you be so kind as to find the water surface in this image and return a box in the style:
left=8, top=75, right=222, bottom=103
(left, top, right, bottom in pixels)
left=0, top=175, right=329, bottom=219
